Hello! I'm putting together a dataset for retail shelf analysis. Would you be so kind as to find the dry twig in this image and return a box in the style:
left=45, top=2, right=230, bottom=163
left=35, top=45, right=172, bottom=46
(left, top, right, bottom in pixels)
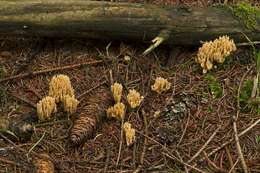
left=78, top=80, right=107, bottom=100
left=135, top=131, right=206, bottom=173
left=163, top=153, right=206, bottom=173
left=203, top=151, right=227, bottom=173
left=116, top=119, right=124, bottom=166
left=225, top=146, right=235, bottom=173
left=232, top=68, right=249, bottom=173
left=197, top=118, right=260, bottom=164
left=7, top=91, right=36, bottom=108
left=133, top=109, right=148, bottom=173
left=228, top=159, right=239, bottom=173
left=233, top=116, right=248, bottom=173
left=0, top=60, right=104, bottom=83
left=177, top=112, right=190, bottom=147
left=188, top=125, right=221, bottom=163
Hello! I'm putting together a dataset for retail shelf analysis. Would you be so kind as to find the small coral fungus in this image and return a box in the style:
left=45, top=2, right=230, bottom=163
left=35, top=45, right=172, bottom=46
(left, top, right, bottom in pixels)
left=151, top=77, right=171, bottom=94
left=127, top=89, right=144, bottom=108
left=196, top=35, right=237, bottom=73
left=111, top=82, right=123, bottom=103
left=106, top=102, right=125, bottom=120
left=48, top=74, right=75, bottom=103
left=37, top=96, right=57, bottom=122
left=63, top=95, right=79, bottom=114
left=123, top=122, right=136, bottom=146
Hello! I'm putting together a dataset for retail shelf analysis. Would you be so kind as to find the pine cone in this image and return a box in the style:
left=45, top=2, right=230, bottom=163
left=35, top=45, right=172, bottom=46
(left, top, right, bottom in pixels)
left=34, top=154, right=55, bottom=173
left=69, top=88, right=112, bottom=145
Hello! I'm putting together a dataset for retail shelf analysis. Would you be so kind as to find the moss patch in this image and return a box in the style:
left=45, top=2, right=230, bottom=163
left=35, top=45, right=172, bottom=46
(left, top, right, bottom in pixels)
left=231, top=2, right=260, bottom=30
left=0, top=65, right=6, bottom=79
left=205, top=74, right=223, bottom=99
left=239, top=79, right=253, bottom=105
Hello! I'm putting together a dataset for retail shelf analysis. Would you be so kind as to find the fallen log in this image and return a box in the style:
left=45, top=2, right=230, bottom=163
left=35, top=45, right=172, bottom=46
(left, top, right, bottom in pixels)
left=0, top=0, right=259, bottom=45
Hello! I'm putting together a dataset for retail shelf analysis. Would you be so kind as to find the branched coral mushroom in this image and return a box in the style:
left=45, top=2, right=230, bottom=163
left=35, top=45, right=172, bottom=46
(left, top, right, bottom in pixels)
left=37, top=96, right=57, bottom=122
left=63, top=95, right=79, bottom=114
left=106, top=102, right=125, bottom=120
left=111, top=82, right=123, bottom=103
left=123, top=122, right=135, bottom=146
left=196, top=35, right=237, bottom=73
left=151, top=77, right=171, bottom=94
left=48, top=74, right=75, bottom=103
left=127, top=89, right=144, bottom=108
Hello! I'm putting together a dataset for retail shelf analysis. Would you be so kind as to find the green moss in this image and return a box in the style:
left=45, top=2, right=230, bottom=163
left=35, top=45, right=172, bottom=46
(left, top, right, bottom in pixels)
left=257, top=50, right=260, bottom=73
left=239, top=79, right=260, bottom=113
left=0, top=65, right=6, bottom=79
left=207, top=105, right=213, bottom=113
left=256, top=136, right=260, bottom=144
left=239, top=79, right=253, bottom=105
left=205, top=74, right=223, bottom=99
left=231, top=2, right=259, bottom=30
left=0, top=88, right=7, bottom=107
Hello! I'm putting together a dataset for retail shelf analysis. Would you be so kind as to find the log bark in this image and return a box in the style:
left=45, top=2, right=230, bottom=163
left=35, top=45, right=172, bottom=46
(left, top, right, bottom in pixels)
left=0, top=0, right=259, bottom=45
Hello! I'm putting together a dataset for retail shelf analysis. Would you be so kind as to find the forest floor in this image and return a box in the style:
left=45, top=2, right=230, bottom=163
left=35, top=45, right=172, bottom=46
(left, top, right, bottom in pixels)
left=0, top=0, right=260, bottom=173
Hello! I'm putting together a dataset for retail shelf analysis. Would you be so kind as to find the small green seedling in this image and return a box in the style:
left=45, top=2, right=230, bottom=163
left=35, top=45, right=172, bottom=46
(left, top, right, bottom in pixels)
left=0, top=65, right=6, bottom=79
left=205, top=74, right=223, bottom=99
left=207, top=105, right=213, bottom=113
left=256, top=136, right=260, bottom=144
left=257, top=50, right=260, bottom=73
left=0, top=88, right=8, bottom=107
left=239, top=79, right=260, bottom=112
left=240, top=79, right=254, bottom=105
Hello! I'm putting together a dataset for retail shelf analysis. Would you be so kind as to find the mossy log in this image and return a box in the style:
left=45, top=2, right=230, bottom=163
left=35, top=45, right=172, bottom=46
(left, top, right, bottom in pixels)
left=0, top=0, right=260, bottom=45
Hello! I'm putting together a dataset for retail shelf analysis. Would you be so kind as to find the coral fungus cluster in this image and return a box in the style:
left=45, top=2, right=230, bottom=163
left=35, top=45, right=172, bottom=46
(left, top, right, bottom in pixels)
left=63, top=95, right=79, bottom=114
left=48, top=74, right=75, bottom=103
left=151, top=77, right=171, bottom=93
left=37, top=96, right=57, bottom=122
left=123, top=122, right=136, bottom=146
left=36, top=74, right=79, bottom=122
left=107, top=82, right=143, bottom=146
left=107, top=102, right=125, bottom=120
left=106, top=78, right=172, bottom=146
left=111, top=82, right=123, bottom=103
left=107, top=82, right=144, bottom=120
left=127, top=89, right=144, bottom=108
left=195, top=35, right=237, bottom=73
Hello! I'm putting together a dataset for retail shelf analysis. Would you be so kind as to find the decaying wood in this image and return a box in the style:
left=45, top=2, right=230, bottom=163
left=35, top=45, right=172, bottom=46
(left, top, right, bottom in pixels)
left=0, top=1, right=259, bottom=45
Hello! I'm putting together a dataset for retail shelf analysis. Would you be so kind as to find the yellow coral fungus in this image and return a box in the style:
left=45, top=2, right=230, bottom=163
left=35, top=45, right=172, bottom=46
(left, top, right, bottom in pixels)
left=48, top=74, right=75, bottom=103
left=63, top=95, right=79, bottom=114
left=123, top=122, right=136, bottom=146
left=127, top=89, right=144, bottom=108
left=196, top=35, right=237, bottom=73
left=37, top=96, right=57, bottom=122
left=106, top=102, right=125, bottom=120
left=111, top=82, right=123, bottom=103
left=151, top=77, right=171, bottom=94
